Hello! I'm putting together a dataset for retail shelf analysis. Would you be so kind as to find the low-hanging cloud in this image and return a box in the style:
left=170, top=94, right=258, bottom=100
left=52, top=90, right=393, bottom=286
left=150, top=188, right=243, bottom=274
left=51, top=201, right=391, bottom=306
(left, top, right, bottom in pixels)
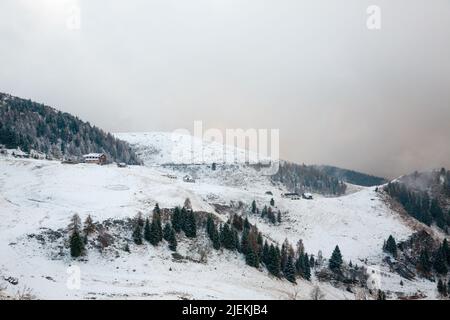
left=1, top=0, right=449, bottom=178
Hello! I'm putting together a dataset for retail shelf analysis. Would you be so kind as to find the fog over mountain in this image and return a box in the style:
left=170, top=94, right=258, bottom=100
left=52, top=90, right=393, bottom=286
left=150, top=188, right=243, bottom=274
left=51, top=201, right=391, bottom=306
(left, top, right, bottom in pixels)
left=1, top=0, right=449, bottom=178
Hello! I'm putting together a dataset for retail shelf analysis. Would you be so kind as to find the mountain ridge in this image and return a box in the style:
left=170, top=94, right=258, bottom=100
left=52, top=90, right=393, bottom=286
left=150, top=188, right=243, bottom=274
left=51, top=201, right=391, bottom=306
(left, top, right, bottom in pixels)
left=0, top=92, right=140, bottom=164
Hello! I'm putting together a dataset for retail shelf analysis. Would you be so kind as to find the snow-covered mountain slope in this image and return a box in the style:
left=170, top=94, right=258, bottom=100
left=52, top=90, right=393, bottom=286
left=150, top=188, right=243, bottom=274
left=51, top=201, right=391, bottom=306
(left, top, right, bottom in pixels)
left=0, top=153, right=439, bottom=299
left=115, top=132, right=270, bottom=166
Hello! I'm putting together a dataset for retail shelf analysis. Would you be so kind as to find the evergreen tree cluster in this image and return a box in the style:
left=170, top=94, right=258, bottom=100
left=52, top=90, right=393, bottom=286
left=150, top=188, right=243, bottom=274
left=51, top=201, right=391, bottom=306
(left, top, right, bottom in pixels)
left=136, top=204, right=178, bottom=251
left=251, top=201, right=281, bottom=225
left=171, top=206, right=197, bottom=238
left=437, top=278, right=450, bottom=297
left=272, top=161, right=347, bottom=196
left=390, top=232, right=450, bottom=279
left=64, top=203, right=345, bottom=287
left=68, top=214, right=97, bottom=258
left=0, top=92, right=140, bottom=164
left=205, top=213, right=315, bottom=283
left=384, top=182, right=449, bottom=230
left=432, top=239, right=450, bottom=275
left=65, top=203, right=338, bottom=285
left=131, top=201, right=195, bottom=251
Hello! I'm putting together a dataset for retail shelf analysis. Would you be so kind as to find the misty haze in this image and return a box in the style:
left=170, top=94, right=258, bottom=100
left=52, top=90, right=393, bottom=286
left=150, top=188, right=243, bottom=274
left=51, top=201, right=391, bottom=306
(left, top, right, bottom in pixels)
left=1, top=0, right=450, bottom=303
left=1, top=0, right=449, bottom=178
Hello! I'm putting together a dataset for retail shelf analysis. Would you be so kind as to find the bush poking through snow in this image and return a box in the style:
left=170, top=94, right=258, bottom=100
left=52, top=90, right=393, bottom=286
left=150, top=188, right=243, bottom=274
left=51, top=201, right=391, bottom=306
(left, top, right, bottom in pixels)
left=310, top=285, right=325, bottom=300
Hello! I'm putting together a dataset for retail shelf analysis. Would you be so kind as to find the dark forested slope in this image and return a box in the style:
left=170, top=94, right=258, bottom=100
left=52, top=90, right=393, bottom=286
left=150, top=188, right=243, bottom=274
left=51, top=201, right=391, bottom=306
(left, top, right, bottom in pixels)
left=272, top=161, right=347, bottom=196
left=0, top=92, right=140, bottom=164
left=316, top=165, right=387, bottom=187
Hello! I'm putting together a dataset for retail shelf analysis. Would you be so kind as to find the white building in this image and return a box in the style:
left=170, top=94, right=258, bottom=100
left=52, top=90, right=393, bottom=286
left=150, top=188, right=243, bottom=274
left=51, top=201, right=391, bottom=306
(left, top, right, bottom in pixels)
left=302, top=193, right=313, bottom=200
left=183, top=174, right=195, bottom=183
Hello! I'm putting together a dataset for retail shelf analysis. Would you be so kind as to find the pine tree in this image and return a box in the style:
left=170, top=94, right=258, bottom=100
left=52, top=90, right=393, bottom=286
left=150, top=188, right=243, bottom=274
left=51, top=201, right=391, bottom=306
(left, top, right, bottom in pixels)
left=262, top=241, right=270, bottom=266
left=163, top=223, right=172, bottom=241
left=206, top=215, right=220, bottom=249
left=206, top=214, right=215, bottom=239
left=329, top=245, right=343, bottom=271
left=284, top=255, right=296, bottom=283
left=143, top=218, right=151, bottom=242
left=437, top=279, right=448, bottom=297
left=433, top=247, right=448, bottom=275
left=233, top=228, right=240, bottom=252
left=377, top=290, right=386, bottom=300
left=184, top=198, right=192, bottom=210
left=442, top=238, right=450, bottom=265
left=183, top=210, right=197, bottom=238
left=309, top=255, right=315, bottom=269
left=155, top=212, right=163, bottom=242
left=303, top=253, right=311, bottom=280
left=245, top=246, right=259, bottom=268
left=383, top=235, right=397, bottom=257
left=180, top=207, right=188, bottom=233
left=270, top=198, right=275, bottom=206
left=132, top=223, right=143, bottom=245
left=418, top=249, right=432, bottom=274
left=220, top=223, right=235, bottom=250
left=70, top=229, right=85, bottom=258
left=243, top=217, right=251, bottom=230
left=251, top=200, right=257, bottom=214
left=211, top=225, right=220, bottom=250
left=172, top=206, right=183, bottom=233
left=168, top=232, right=177, bottom=251
left=296, top=252, right=303, bottom=276
left=163, top=223, right=177, bottom=251
left=280, top=240, right=289, bottom=272
left=136, top=212, right=144, bottom=227
left=267, top=244, right=281, bottom=277
left=149, top=214, right=162, bottom=246
left=256, top=232, right=263, bottom=259
left=261, top=206, right=268, bottom=218
left=277, top=211, right=281, bottom=223
left=448, top=278, right=450, bottom=295
left=68, top=214, right=85, bottom=257
left=241, top=227, right=250, bottom=255
left=153, top=203, right=161, bottom=215
left=268, top=207, right=276, bottom=224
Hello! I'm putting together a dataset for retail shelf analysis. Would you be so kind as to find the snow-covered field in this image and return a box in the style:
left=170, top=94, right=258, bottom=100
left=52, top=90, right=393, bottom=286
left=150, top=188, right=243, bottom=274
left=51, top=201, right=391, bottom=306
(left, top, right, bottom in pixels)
left=0, top=133, right=440, bottom=299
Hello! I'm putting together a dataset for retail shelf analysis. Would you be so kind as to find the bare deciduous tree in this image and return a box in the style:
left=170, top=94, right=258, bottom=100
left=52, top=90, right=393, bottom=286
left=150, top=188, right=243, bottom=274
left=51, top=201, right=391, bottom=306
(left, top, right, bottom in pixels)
left=286, top=286, right=301, bottom=300
left=355, top=288, right=368, bottom=300
left=97, top=228, right=113, bottom=251
left=310, top=285, right=325, bottom=300
left=14, top=286, right=35, bottom=300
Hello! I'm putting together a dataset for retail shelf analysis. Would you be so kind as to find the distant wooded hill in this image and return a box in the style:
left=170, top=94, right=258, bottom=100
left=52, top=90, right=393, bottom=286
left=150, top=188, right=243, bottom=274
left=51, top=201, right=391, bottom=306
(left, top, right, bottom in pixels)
left=316, top=165, right=387, bottom=187
left=272, top=161, right=347, bottom=196
left=0, top=92, right=140, bottom=164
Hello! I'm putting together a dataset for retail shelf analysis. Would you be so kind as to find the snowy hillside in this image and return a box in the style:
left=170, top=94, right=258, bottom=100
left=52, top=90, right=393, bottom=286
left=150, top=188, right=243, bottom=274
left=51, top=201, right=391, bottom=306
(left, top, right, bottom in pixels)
left=115, top=132, right=270, bottom=166
left=0, top=149, right=440, bottom=299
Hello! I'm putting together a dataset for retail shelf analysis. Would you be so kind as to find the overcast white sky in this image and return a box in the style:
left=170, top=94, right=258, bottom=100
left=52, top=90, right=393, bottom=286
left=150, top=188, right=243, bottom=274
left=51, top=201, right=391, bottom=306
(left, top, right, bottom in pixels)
left=1, top=0, right=449, bottom=178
